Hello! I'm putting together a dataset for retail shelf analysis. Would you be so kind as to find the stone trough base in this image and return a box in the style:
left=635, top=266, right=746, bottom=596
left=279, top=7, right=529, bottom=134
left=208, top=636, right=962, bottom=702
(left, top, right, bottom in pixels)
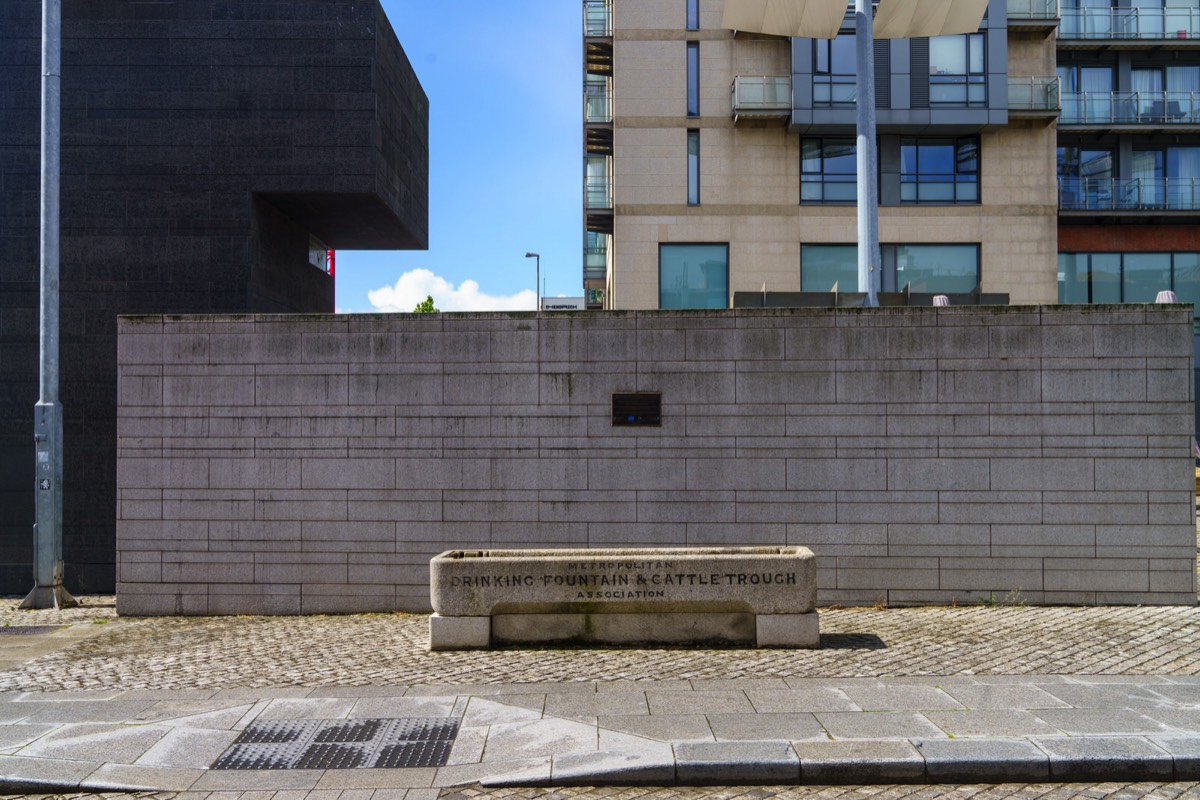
left=429, top=611, right=820, bottom=650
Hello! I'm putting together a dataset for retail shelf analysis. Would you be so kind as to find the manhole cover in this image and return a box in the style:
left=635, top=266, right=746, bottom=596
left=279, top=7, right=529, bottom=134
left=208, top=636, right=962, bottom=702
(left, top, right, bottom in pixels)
left=0, top=626, right=64, bottom=635
left=211, top=718, right=459, bottom=770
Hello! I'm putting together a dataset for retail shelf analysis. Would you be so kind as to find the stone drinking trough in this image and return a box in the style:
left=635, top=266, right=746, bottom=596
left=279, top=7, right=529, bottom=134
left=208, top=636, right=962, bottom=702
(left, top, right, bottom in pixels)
left=428, top=546, right=820, bottom=650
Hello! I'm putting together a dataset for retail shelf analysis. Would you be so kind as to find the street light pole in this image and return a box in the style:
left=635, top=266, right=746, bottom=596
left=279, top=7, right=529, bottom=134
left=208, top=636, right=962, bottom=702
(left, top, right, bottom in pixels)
left=854, top=0, right=881, bottom=307
left=525, top=252, right=540, bottom=313
left=23, top=0, right=75, bottom=609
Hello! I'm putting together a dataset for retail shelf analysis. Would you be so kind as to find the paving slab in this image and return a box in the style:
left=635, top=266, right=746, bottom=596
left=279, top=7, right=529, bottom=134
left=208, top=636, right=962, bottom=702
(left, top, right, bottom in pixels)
left=596, top=713, right=714, bottom=742
left=1034, top=708, right=1171, bottom=735
left=745, top=687, right=860, bottom=713
left=814, top=710, right=949, bottom=740
left=922, top=709, right=1065, bottom=738
left=939, top=684, right=1072, bottom=710
left=839, top=685, right=966, bottom=712
left=706, top=712, right=825, bottom=742
left=645, top=690, right=754, bottom=715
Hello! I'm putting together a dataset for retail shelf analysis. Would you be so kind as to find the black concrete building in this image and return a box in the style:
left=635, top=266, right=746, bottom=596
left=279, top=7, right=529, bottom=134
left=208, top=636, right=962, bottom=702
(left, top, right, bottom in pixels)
left=0, top=1, right=428, bottom=593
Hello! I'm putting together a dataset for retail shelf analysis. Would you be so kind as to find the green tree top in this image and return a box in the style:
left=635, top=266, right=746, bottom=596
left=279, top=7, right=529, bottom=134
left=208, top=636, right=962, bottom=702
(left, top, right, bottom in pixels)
left=413, top=295, right=439, bottom=313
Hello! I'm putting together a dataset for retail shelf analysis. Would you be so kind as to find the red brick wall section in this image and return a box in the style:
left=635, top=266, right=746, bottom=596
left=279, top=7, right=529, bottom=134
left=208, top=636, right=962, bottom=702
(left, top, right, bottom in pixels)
left=1059, top=225, right=1200, bottom=251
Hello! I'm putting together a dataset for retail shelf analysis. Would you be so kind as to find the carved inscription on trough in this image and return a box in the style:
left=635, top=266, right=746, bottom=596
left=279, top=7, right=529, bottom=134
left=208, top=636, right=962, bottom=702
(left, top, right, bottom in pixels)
left=430, top=547, right=816, bottom=617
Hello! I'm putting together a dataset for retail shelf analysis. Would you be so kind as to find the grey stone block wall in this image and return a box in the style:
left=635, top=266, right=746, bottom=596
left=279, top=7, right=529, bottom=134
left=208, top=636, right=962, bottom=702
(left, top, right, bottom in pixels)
left=115, top=306, right=1197, bottom=615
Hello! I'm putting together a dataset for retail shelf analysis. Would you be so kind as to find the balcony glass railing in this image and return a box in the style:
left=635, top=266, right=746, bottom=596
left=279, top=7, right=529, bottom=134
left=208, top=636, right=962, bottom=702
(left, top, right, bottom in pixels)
left=732, top=76, right=792, bottom=112
left=586, top=176, right=612, bottom=209
left=1060, top=7, right=1199, bottom=39
left=584, top=247, right=608, bottom=281
left=585, top=85, right=612, bottom=123
left=1059, top=177, right=1200, bottom=211
left=584, top=0, right=612, bottom=37
left=1060, top=91, right=1200, bottom=124
left=1008, top=76, right=1060, bottom=112
left=1007, top=0, right=1059, bottom=21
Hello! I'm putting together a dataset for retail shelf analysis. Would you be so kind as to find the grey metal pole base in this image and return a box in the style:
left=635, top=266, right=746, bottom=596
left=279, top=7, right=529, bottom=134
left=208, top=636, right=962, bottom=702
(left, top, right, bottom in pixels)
left=18, top=584, right=77, bottom=610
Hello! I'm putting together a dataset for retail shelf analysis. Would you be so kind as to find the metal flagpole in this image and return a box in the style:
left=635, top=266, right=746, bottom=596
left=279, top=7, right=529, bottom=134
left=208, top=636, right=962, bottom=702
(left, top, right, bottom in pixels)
left=22, top=0, right=76, bottom=610
left=854, top=0, right=881, bottom=307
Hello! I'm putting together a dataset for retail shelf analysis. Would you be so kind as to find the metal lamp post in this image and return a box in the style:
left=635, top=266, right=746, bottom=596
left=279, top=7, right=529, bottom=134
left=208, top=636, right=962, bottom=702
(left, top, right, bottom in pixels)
left=525, top=252, right=540, bottom=313
left=23, top=0, right=75, bottom=609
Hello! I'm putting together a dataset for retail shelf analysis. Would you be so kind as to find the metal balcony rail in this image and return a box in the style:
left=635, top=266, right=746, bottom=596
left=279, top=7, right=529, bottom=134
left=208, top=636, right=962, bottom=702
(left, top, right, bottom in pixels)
left=584, top=0, right=612, bottom=37
left=732, top=76, right=793, bottom=111
left=585, top=85, right=612, bottom=123
left=1059, top=177, right=1200, bottom=211
left=1008, top=76, right=1060, bottom=111
left=585, top=176, right=612, bottom=209
left=1060, top=91, right=1200, bottom=124
left=1007, top=0, right=1059, bottom=21
left=1060, top=7, right=1199, bottom=39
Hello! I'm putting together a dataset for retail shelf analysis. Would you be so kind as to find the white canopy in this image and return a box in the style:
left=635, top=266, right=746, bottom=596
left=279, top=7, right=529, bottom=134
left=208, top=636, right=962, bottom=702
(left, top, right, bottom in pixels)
left=721, top=0, right=846, bottom=39
left=873, top=0, right=991, bottom=39
left=720, top=0, right=989, bottom=39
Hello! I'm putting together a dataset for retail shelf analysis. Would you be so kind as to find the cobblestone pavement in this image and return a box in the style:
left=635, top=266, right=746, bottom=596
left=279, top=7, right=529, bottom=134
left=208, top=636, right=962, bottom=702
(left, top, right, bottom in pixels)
left=7, top=782, right=1200, bottom=800
left=0, top=598, right=1198, bottom=692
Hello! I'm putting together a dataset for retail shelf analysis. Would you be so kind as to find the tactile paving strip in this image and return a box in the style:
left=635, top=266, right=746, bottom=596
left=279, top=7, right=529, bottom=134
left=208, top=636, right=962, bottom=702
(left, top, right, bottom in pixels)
left=211, top=718, right=459, bottom=770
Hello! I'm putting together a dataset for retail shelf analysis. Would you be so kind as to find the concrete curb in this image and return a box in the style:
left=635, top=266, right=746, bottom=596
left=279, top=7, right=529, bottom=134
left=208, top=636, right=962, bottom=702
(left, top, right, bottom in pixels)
left=481, top=736, right=1200, bottom=787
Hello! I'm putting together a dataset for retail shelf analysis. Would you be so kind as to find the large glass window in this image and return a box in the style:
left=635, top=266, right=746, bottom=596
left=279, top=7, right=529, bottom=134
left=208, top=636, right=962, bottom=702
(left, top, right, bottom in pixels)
left=801, top=139, right=856, bottom=204
left=687, top=42, right=699, bottom=117
left=1057, top=252, right=1199, bottom=310
left=687, top=130, right=700, bottom=205
left=801, top=245, right=857, bottom=291
left=1057, top=147, right=1115, bottom=209
left=813, top=34, right=856, bottom=106
left=900, top=138, right=979, bottom=204
left=929, top=34, right=986, bottom=106
left=895, top=244, right=980, bottom=293
left=1058, top=64, right=1114, bottom=123
left=660, top=244, right=728, bottom=309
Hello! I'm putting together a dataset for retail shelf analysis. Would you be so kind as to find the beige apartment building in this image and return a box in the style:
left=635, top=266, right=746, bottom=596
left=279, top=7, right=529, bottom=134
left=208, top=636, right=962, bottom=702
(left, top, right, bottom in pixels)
left=583, top=0, right=1062, bottom=309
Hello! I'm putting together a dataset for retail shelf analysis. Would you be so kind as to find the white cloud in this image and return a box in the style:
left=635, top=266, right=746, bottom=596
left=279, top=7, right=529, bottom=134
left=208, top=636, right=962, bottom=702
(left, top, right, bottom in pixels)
left=366, top=269, right=535, bottom=313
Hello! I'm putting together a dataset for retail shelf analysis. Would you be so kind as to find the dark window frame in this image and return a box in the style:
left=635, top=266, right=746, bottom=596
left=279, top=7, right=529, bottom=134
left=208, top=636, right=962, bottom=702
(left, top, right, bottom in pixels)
left=801, top=137, right=858, bottom=205
left=686, top=41, right=700, bottom=117
left=900, top=136, right=980, bottom=205
left=928, top=33, right=986, bottom=107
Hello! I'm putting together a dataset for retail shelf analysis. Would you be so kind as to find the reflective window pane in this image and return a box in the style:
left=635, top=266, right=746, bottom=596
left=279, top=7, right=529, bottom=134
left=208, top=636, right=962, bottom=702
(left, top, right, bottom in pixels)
left=687, top=130, right=700, bottom=205
left=1058, top=254, right=1090, bottom=304
left=801, top=245, right=857, bottom=292
left=1124, top=252, right=1172, bottom=302
left=895, top=244, right=980, bottom=293
left=687, top=42, right=699, bottom=116
left=660, top=244, right=728, bottom=309
left=1173, top=253, right=1200, bottom=315
left=1091, top=253, right=1121, bottom=303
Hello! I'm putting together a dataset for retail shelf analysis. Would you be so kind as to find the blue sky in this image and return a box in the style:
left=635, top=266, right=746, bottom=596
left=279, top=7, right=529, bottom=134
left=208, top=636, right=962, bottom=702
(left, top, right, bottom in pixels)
left=335, top=1, right=582, bottom=312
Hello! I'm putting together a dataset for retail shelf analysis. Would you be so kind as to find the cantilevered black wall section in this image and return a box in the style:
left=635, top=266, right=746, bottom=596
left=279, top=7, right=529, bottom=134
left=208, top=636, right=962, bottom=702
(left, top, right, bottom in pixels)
left=0, top=0, right=429, bottom=593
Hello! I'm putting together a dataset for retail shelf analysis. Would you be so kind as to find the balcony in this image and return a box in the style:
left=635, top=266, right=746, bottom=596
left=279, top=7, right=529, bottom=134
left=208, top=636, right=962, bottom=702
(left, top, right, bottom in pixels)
left=1059, top=177, right=1200, bottom=214
left=1008, top=76, right=1060, bottom=117
left=1059, top=7, right=1200, bottom=47
left=585, top=84, right=612, bottom=124
left=732, top=76, right=792, bottom=123
left=584, top=0, right=612, bottom=76
left=586, top=175, right=612, bottom=210
left=584, top=246, right=608, bottom=283
left=1007, top=0, right=1059, bottom=31
left=1059, top=91, right=1200, bottom=131
left=584, top=0, right=611, bottom=37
